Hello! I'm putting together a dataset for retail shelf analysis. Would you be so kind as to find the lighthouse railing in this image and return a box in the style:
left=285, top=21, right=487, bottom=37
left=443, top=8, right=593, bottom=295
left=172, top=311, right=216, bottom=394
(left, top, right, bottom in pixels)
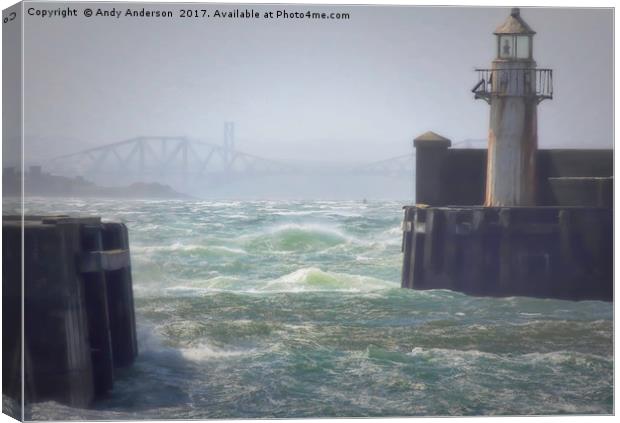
left=472, top=68, right=553, bottom=102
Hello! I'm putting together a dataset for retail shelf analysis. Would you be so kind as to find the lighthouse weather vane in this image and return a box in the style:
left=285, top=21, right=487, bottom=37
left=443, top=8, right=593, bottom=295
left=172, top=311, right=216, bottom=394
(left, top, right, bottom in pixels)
left=472, top=7, right=553, bottom=207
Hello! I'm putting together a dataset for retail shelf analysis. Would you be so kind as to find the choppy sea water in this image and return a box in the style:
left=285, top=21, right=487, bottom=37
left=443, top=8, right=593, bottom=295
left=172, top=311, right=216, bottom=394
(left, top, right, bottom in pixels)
left=20, top=198, right=613, bottom=419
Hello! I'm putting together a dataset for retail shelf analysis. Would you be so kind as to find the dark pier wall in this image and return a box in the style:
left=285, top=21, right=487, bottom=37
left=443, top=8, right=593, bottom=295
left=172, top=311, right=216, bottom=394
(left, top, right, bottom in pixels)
left=406, top=140, right=613, bottom=301
left=2, top=217, right=138, bottom=410
left=415, top=143, right=613, bottom=208
left=401, top=206, right=613, bottom=301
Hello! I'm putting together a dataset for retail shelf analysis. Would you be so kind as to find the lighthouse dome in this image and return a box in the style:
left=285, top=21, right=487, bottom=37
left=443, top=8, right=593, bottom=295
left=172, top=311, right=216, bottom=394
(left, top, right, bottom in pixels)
left=494, top=7, right=536, bottom=35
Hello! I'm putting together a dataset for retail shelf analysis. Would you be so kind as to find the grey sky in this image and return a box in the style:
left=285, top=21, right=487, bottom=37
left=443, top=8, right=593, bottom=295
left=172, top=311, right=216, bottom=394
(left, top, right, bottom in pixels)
left=22, top=2, right=613, bottom=164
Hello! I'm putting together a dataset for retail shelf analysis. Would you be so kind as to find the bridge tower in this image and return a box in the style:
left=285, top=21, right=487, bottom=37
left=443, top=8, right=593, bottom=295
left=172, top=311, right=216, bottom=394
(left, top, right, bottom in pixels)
left=223, top=122, right=235, bottom=166
left=473, top=8, right=552, bottom=206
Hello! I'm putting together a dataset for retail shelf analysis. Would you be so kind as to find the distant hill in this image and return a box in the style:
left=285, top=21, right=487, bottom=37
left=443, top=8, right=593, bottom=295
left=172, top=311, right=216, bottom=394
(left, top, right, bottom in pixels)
left=3, top=166, right=191, bottom=199
left=101, top=182, right=192, bottom=199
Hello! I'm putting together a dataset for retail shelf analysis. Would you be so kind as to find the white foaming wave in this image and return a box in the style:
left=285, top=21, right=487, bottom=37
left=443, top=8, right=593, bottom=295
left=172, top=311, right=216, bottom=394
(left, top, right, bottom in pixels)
left=372, top=226, right=404, bottom=247
left=210, top=245, right=248, bottom=255
left=132, top=242, right=247, bottom=255
left=224, top=213, right=249, bottom=219
left=109, top=210, right=145, bottom=215
left=180, top=344, right=259, bottom=361
left=164, top=276, right=243, bottom=294
left=408, top=347, right=500, bottom=363
left=238, top=223, right=360, bottom=254
left=258, top=267, right=395, bottom=293
left=245, top=223, right=403, bottom=252
left=271, top=210, right=322, bottom=216
left=164, top=286, right=210, bottom=296
left=518, top=350, right=612, bottom=366
left=323, top=209, right=364, bottom=218
left=269, top=208, right=364, bottom=217
left=384, top=226, right=403, bottom=236
left=264, top=222, right=349, bottom=238
left=150, top=267, right=398, bottom=295
left=131, top=223, right=161, bottom=232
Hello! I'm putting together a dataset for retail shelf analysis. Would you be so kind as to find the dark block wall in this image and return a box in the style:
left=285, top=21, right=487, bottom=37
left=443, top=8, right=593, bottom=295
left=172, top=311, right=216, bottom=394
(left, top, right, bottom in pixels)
left=442, top=149, right=487, bottom=205
left=2, top=217, right=138, bottom=409
left=401, top=206, right=613, bottom=301
left=537, top=150, right=613, bottom=206
left=415, top=146, right=613, bottom=207
left=538, top=149, right=613, bottom=178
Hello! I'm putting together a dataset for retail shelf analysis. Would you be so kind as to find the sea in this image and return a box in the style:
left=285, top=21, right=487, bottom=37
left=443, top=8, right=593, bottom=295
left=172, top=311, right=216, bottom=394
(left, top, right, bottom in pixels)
left=16, top=198, right=614, bottom=419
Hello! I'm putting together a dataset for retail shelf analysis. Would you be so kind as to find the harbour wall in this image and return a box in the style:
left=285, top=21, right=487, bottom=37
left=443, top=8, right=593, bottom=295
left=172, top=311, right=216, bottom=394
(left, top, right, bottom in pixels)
left=415, top=145, right=613, bottom=208
left=2, top=216, right=138, bottom=411
left=405, top=141, right=613, bottom=301
left=401, top=205, right=613, bottom=301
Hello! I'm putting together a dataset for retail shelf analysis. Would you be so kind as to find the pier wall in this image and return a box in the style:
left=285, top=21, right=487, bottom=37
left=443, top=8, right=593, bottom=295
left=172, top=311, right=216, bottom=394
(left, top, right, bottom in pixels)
left=407, top=142, right=613, bottom=301
left=2, top=217, right=138, bottom=409
left=401, top=206, right=613, bottom=301
left=415, top=145, right=613, bottom=207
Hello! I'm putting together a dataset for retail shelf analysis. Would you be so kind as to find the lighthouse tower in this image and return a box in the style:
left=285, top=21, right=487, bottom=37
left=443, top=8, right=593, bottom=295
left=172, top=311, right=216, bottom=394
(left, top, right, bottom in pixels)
left=473, top=8, right=552, bottom=206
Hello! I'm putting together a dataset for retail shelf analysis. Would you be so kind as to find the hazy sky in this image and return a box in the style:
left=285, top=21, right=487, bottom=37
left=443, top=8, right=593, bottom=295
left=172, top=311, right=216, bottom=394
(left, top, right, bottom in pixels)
left=22, top=2, right=613, bottom=164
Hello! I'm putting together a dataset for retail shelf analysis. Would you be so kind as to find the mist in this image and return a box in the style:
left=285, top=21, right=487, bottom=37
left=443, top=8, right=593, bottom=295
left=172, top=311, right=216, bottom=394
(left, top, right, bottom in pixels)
left=18, top=3, right=613, bottom=199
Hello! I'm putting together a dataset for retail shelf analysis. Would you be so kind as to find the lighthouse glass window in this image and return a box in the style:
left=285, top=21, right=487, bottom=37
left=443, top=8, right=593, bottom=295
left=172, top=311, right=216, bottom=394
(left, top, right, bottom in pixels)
left=516, top=36, right=530, bottom=59
left=499, top=36, right=514, bottom=58
left=499, top=35, right=530, bottom=59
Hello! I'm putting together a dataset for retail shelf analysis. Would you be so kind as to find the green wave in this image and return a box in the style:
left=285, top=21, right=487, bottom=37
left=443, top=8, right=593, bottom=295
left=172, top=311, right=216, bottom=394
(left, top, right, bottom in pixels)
left=245, top=225, right=350, bottom=252
left=259, top=267, right=395, bottom=292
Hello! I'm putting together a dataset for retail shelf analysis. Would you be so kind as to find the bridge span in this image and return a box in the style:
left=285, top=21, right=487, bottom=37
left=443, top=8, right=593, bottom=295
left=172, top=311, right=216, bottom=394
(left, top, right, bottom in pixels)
left=43, top=125, right=485, bottom=195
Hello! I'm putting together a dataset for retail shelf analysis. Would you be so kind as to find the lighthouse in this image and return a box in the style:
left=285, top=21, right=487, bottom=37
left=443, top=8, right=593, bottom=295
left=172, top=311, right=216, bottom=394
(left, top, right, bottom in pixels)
left=473, top=8, right=553, bottom=206
left=401, top=8, right=611, bottom=302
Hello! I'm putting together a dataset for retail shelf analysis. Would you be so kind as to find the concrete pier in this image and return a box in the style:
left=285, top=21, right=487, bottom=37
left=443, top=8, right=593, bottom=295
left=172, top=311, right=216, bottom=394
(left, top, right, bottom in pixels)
left=402, top=132, right=613, bottom=301
left=401, top=205, right=612, bottom=301
left=402, top=126, right=614, bottom=301
left=2, top=216, right=138, bottom=409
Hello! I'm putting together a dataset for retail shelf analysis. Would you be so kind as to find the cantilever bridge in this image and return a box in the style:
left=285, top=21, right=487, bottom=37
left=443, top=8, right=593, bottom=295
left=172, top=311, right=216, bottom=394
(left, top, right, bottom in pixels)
left=351, top=139, right=486, bottom=178
left=45, top=124, right=485, bottom=187
left=46, top=124, right=293, bottom=181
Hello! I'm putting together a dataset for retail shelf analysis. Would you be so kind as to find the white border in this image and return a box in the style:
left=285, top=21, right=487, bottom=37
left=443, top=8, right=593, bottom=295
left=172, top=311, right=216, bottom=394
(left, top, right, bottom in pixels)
left=0, top=2, right=616, bottom=423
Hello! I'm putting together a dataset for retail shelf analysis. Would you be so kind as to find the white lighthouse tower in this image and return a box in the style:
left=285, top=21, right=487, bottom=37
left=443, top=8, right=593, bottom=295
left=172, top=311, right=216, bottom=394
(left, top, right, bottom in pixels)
left=473, top=8, right=553, bottom=206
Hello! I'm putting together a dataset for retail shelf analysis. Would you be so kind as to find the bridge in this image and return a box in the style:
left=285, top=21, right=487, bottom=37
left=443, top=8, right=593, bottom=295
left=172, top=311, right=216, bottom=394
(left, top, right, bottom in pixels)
left=352, top=154, right=413, bottom=178
left=46, top=123, right=294, bottom=182
left=44, top=123, right=486, bottom=187
left=350, top=139, right=486, bottom=177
